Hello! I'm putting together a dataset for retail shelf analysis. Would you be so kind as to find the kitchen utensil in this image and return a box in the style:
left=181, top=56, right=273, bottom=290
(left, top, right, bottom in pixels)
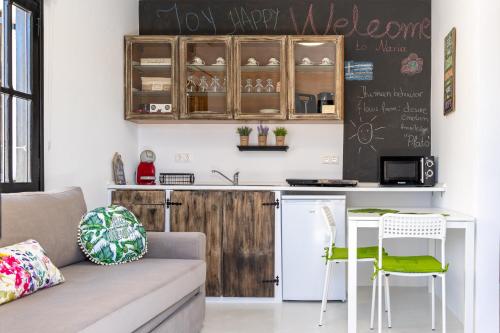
left=191, top=56, right=205, bottom=65
left=212, top=57, right=226, bottom=65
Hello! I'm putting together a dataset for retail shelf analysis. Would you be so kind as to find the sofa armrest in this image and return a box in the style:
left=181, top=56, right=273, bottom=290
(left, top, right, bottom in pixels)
left=146, top=232, right=206, bottom=261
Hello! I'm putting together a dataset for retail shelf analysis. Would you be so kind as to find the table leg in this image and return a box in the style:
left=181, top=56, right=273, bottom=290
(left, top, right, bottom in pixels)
left=464, top=223, right=475, bottom=333
left=348, top=220, right=358, bottom=333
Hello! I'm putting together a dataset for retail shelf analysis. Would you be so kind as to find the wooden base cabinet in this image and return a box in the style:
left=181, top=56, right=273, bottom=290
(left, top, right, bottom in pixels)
left=169, top=191, right=224, bottom=297
left=169, top=190, right=276, bottom=298
left=222, top=191, right=275, bottom=297
left=111, top=190, right=166, bottom=232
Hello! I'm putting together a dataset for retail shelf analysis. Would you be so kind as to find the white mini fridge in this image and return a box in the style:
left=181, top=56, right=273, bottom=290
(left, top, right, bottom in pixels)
left=281, top=195, right=346, bottom=301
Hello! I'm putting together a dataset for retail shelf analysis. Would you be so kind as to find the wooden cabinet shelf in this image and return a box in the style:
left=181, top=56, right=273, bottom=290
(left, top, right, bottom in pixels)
left=186, top=65, right=227, bottom=72
left=124, top=35, right=344, bottom=122
left=241, top=65, right=280, bottom=72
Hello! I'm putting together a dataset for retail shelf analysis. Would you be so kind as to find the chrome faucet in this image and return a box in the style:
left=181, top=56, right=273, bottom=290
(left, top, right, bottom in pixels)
left=211, top=170, right=239, bottom=185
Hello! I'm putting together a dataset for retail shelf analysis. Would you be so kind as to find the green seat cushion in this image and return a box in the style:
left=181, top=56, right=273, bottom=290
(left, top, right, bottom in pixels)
left=327, top=246, right=387, bottom=260
left=380, top=255, right=448, bottom=273
left=78, top=205, right=147, bottom=265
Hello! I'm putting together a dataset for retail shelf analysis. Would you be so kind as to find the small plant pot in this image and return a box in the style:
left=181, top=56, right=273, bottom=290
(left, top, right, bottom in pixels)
left=258, top=135, right=268, bottom=146
left=276, top=136, right=286, bottom=146
left=240, top=135, right=249, bottom=146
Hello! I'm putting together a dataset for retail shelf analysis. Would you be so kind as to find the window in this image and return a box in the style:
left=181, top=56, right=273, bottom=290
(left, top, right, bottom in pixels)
left=0, top=0, right=42, bottom=193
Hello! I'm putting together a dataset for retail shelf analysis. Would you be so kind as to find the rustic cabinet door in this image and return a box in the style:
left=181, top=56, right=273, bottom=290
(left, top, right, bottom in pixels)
left=222, top=191, right=276, bottom=297
left=111, top=190, right=166, bottom=232
left=169, top=191, right=224, bottom=297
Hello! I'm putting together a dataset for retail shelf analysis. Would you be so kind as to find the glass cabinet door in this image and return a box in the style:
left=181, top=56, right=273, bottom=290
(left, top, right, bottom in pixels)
left=288, top=36, right=344, bottom=120
left=179, top=36, right=233, bottom=119
left=125, top=36, right=178, bottom=121
left=234, top=36, right=287, bottom=120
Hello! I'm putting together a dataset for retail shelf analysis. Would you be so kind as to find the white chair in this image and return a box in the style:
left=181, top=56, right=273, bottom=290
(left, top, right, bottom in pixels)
left=377, top=214, right=448, bottom=333
left=319, top=206, right=391, bottom=328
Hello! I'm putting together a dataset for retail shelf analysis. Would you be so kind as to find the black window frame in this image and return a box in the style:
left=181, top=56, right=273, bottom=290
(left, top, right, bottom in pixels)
left=0, top=0, right=43, bottom=193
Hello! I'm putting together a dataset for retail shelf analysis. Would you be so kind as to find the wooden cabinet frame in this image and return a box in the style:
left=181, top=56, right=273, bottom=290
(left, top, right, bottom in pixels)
left=287, top=35, right=344, bottom=120
left=179, top=36, right=233, bottom=120
left=233, top=36, right=287, bottom=120
left=125, top=36, right=178, bottom=121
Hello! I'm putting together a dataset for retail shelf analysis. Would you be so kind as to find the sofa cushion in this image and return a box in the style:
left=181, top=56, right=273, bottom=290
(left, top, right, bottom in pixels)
left=0, top=240, right=65, bottom=305
left=78, top=206, right=147, bottom=265
left=0, top=187, right=87, bottom=268
left=0, top=258, right=206, bottom=333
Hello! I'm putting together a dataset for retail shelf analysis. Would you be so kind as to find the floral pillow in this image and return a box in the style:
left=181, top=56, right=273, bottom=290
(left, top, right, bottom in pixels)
left=0, top=240, right=65, bottom=305
left=78, top=205, right=147, bottom=265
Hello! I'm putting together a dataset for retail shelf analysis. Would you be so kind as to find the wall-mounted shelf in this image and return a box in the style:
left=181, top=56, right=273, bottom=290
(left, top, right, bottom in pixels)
left=237, top=145, right=289, bottom=151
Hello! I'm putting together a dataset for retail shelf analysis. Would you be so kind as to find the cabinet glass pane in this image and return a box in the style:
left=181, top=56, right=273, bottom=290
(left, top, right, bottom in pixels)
left=293, top=42, right=337, bottom=115
left=131, top=42, right=173, bottom=115
left=184, top=42, right=227, bottom=114
left=239, top=41, right=281, bottom=116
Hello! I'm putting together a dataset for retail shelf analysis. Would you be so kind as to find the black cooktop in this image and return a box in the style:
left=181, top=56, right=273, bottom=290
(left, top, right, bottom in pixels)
left=286, top=179, right=359, bottom=187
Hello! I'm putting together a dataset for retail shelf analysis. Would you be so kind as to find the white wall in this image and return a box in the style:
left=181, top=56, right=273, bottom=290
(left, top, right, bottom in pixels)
left=475, top=0, right=500, bottom=331
left=138, top=123, right=343, bottom=183
left=432, top=0, right=500, bottom=328
left=44, top=0, right=139, bottom=209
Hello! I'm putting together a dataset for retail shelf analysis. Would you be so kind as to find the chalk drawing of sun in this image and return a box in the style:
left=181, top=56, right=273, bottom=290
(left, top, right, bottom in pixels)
left=348, top=115, right=385, bottom=154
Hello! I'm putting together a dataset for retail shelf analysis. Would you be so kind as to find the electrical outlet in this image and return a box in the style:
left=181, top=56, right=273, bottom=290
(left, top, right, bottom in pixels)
left=175, top=153, right=191, bottom=163
left=321, top=154, right=339, bottom=165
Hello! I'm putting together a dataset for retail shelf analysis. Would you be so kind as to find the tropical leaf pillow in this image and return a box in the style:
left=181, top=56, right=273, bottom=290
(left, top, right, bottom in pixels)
left=0, top=239, right=65, bottom=305
left=78, top=205, right=147, bottom=265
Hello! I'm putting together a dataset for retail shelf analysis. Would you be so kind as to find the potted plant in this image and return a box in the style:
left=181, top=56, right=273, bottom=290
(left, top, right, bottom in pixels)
left=273, top=127, right=288, bottom=146
left=237, top=126, right=252, bottom=146
left=257, top=124, right=269, bottom=146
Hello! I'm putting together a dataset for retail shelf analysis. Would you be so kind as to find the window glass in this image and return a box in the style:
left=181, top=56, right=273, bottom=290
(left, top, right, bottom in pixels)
left=12, top=4, right=31, bottom=93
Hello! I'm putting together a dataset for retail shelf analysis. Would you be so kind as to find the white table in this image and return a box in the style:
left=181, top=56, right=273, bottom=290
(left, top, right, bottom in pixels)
left=347, top=208, right=475, bottom=333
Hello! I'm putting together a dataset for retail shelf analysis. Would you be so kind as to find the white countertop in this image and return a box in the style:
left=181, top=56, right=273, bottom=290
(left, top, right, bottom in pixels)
left=107, top=182, right=447, bottom=193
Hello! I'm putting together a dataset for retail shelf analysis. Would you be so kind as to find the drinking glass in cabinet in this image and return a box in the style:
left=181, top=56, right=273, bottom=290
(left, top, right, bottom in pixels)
left=235, top=37, right=286, bottom=120
left=289, top=36, right=344, bottom=120
left=180, top=37, right=232, bottom=119
left=127, top=38, right=176, bottom=119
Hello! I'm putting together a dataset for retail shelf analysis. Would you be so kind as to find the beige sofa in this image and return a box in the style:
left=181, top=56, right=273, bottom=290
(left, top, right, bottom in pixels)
left=0, top=187, right=206, bottom=333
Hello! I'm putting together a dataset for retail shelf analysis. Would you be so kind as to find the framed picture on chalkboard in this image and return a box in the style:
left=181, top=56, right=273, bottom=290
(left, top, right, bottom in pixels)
left=444, top=28, right=456, bottom=115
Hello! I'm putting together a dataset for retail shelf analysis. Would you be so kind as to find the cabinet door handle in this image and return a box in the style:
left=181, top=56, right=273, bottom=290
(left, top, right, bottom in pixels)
left=166, top=199, right=182, bottom=208
left=262, top=276, right=279, bottom=286
left=262, top=199, right=280, bottom=209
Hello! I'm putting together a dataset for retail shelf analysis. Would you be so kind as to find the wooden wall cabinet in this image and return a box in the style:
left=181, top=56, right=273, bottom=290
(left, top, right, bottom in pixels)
left=169, top=190, right=276, bottom=298
left=288, top=36, right=344, bottom=120
left=125, top=35, right=344, bottom=122
left=125, top=36, right=178, bottom=122
left=179, top=36, right=233, bottom=120
left=111, top=190, right=166, bottom=232
left=234, top=36, right=287, bottom=120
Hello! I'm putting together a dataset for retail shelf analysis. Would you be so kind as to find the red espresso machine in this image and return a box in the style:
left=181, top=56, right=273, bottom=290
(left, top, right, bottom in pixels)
left=136, top=150, right=156, bottom=185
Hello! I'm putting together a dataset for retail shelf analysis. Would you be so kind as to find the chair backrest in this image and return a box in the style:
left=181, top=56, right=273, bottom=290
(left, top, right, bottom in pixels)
left=380, top=214, right=446, bottom=240
left=378, top=213, right=447, bottom=270
left=321, top=206, right=336, bottom=246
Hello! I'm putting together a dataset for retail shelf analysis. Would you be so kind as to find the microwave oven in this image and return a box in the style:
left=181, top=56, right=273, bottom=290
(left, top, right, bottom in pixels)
left=380, top=156, right=436, bottom=186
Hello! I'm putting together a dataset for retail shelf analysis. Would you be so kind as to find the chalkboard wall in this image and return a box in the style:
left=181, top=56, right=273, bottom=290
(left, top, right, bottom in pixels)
left=139, top=0, right=431, bottom=181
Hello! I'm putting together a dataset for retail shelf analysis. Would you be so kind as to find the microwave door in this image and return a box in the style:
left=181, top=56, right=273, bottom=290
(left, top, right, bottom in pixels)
left=420, top=157, right=425, bottom=185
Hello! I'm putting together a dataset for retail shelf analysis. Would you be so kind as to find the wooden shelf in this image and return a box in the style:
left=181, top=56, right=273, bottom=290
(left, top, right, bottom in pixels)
left=241, top=65, right=280, bottom=72
left=241, top=92, right=279, bottom=96
left=237, top=145, right=289, bottom=151
left=295, top=65, right=335, bottom=72
left=133, top=64, right=172, bottom=73
left=187, top=65, right=227, bottom=72
left=133, top=89, right=171, bottom=96
left=187, top=91, right=227, bottom=96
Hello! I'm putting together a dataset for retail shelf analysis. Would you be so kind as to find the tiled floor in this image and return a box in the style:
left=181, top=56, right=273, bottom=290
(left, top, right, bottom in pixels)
left=201, top=287, right=463, bottom=333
